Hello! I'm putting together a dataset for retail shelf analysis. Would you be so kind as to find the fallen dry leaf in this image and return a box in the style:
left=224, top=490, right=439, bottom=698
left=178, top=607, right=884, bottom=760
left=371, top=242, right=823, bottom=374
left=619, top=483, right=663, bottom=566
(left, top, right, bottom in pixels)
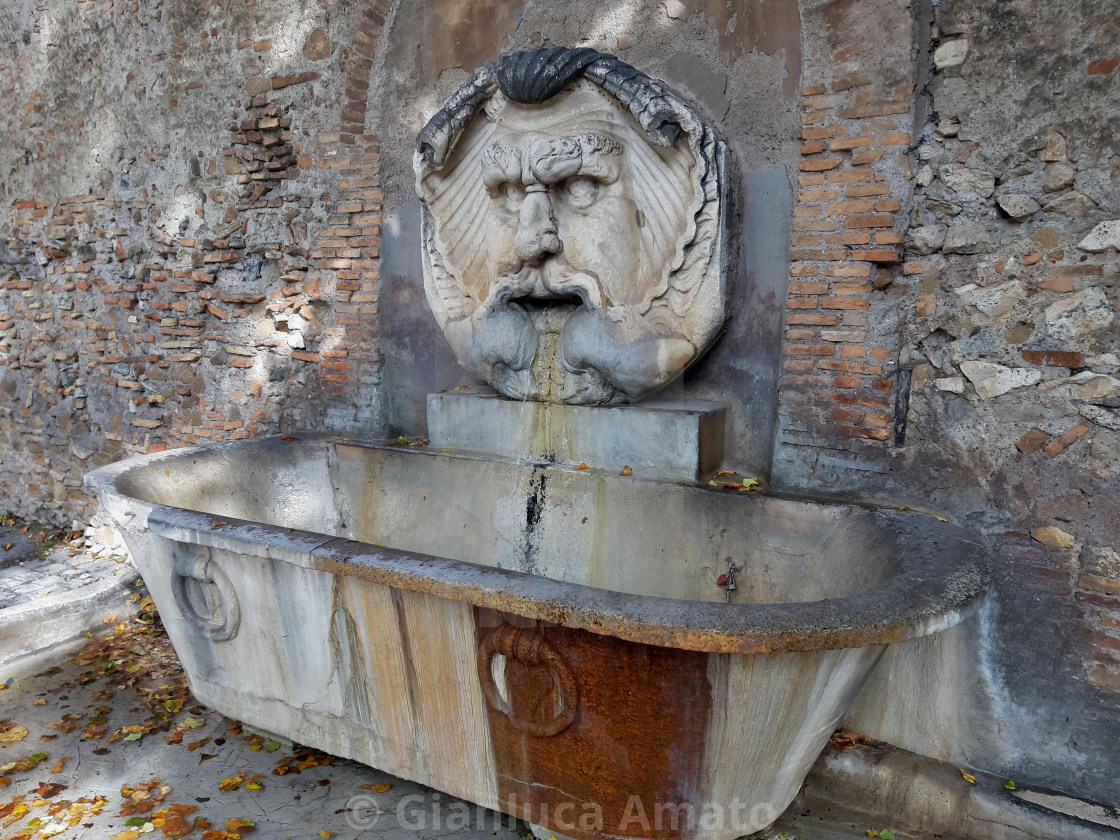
left=218, top=773, right=245, bottom=792
left=0, top=721, right=28, bottom=745
left=35, top=781, right=67, bottom=799
left=12, top=751, right=49, bottom=772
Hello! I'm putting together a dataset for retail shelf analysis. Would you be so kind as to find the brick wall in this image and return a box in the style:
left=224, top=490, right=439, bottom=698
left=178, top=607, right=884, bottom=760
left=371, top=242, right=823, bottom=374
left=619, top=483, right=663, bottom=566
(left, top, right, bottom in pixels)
left=776, top=0, right=917, bottom=465
left=2, top=0, right=1120, bottom=810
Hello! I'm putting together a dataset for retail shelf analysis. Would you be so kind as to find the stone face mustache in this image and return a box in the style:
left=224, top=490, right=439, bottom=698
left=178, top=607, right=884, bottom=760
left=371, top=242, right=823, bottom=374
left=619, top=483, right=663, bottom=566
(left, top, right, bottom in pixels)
left=467, top=258, right=605, bottom=382
left=484, top=258, right=606, bottom=313
left=466, top=256, right=694, bottom=402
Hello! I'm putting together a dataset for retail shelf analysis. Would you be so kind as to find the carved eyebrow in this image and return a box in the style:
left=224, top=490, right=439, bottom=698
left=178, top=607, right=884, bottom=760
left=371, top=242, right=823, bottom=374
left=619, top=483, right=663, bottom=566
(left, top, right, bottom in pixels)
left=528, top=133, right=621, bottom=186
left=569, top=133, right=621, bottom=183
left=482, top=134, right=622, bottom=190
left=481, top=142, right=521, bottom=188
left=573, top=133, right=621, bottom=158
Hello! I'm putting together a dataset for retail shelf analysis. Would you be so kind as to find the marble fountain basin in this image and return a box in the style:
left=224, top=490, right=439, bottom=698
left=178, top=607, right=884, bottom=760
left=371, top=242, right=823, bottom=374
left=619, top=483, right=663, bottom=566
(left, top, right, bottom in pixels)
left=85, top=435, right=989, bottom=840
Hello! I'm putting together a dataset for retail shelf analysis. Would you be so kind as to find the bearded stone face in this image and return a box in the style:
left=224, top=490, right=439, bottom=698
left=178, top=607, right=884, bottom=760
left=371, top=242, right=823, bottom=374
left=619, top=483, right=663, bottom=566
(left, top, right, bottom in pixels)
left=417, top=52, right=727, bottom=405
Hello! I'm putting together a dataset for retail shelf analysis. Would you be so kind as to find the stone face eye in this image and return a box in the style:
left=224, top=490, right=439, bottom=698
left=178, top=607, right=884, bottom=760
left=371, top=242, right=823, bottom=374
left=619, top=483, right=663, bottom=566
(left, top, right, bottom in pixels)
left=564, top=176, right=598, bottom=209
left=501, top=182, right=526, bottom=212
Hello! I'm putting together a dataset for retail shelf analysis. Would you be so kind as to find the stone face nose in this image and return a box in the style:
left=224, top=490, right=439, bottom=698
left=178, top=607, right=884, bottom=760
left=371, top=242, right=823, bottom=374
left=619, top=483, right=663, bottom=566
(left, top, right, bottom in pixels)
left=514, top=186, right=561, bottom=263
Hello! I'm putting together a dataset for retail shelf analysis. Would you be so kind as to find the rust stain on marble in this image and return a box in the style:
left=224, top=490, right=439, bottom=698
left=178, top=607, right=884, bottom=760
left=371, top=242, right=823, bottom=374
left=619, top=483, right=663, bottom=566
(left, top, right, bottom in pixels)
left=478, top=608, right=712, bottom=840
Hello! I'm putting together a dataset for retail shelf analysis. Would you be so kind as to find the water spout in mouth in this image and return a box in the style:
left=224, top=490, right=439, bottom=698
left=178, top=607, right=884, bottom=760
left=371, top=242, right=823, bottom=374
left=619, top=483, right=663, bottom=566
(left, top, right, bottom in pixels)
left=499, top=261, right=607, bottom=313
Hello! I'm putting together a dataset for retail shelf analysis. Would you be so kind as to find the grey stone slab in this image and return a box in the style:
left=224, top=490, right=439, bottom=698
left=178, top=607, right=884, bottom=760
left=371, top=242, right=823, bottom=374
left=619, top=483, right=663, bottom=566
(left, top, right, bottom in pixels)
left=0, top=572, right=139, bottom=670
left=427, top=391, right=726, bottom=480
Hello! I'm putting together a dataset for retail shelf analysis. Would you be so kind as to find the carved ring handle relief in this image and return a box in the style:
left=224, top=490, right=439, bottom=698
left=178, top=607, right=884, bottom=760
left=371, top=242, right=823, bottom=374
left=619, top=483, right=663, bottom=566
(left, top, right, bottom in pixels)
left=170, top=542, right=241, bottom=642
left=478, top=623, right=579, bottom=737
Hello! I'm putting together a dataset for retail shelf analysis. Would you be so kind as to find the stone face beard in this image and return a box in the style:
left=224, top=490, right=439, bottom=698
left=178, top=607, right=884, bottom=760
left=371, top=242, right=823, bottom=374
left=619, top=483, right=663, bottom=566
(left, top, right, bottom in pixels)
left=416, top=49, right=728, bottom=406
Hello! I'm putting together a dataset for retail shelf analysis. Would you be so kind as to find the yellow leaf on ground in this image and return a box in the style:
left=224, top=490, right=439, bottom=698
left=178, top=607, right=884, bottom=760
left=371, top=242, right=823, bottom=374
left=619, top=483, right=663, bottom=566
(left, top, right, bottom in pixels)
left=960, top=769, right=976, bottom=784
left=2, top=803, right=29, bottom=828
left=0, top=724, right=28, bottom=745
left=219, top=773, right=245, bottom=792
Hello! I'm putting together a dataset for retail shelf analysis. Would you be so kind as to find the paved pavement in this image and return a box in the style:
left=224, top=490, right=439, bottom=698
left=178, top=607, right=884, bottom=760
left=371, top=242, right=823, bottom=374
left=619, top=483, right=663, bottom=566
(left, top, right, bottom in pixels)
left=0, top=546, right=131, bottom=611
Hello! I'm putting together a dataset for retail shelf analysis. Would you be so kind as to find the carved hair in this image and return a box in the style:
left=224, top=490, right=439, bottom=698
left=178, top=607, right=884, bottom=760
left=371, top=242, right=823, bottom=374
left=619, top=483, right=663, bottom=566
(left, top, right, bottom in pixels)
left=417, top=46, right=689, bottom=171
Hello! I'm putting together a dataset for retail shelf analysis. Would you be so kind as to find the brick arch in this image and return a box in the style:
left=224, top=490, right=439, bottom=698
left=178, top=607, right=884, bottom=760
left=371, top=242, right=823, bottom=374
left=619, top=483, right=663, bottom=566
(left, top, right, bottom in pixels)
left=292, top=0, right=393, bottom=423
left=337, top=1, right=393, bottom=147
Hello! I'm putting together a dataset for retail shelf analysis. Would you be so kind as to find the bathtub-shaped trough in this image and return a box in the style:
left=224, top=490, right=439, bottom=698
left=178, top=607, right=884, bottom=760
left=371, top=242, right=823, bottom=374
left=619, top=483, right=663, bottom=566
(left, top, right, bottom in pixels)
left=85, top=436, right=989, bottom=840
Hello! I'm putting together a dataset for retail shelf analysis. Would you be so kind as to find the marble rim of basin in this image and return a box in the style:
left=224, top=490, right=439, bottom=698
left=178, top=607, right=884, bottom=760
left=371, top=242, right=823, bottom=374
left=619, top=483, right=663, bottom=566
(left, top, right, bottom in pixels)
left=83, top=435, right=989, bottom=655
left=84, top=435, right=991, bottom=840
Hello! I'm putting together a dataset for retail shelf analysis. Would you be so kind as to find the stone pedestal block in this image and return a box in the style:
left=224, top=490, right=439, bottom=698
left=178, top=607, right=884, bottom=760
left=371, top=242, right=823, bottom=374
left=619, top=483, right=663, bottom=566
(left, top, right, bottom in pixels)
left=427, top=391, right=725, bottom=481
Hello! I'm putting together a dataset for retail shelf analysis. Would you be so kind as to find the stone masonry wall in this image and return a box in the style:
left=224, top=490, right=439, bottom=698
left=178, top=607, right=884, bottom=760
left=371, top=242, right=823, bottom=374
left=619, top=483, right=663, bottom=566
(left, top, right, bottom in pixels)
left=784, top=0, right=1120, bottom=806
left=0, top=0, right=390, bottom=527
left=890, top=0, right=1120, bottom=799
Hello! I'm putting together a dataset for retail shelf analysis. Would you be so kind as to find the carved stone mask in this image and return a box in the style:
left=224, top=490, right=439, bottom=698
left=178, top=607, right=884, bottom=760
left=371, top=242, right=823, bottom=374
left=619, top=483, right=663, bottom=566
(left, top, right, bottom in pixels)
left=416, top=47, right=728, bottom=405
